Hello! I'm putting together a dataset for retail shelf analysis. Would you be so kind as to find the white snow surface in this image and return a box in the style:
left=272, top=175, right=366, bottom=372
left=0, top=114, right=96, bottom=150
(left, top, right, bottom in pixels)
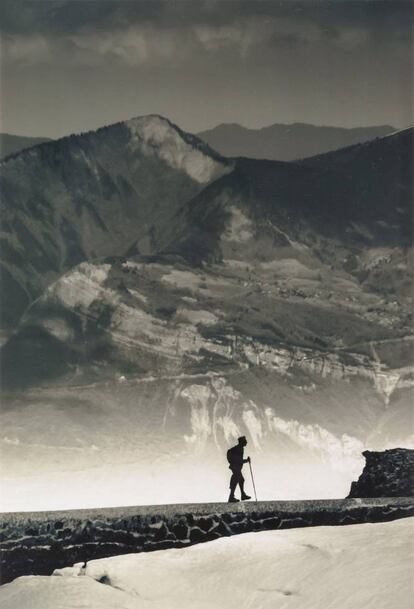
left=1, top=517, right=413, bottom=609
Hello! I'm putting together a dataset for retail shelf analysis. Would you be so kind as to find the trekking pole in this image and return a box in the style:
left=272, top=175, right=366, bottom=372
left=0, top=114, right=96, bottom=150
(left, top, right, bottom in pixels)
left=248, top=459, right=258, bottom=502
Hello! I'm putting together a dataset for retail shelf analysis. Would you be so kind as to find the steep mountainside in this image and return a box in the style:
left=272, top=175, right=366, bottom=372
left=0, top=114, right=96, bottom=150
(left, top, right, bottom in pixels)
left=302, top=127, right=413, bottom=221
left=0, top=115, right=231, bottom=329
left=0, top=134, right=51, bottom=160
left=197, top=122, right=395, bottom=161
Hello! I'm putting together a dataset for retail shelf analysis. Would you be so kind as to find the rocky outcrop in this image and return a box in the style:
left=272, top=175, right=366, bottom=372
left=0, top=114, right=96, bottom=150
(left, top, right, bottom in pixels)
left=241, top=339, right=409, bottom=405
left=348, top=449, right=414, bottom=498
left=1, top=498, right=413, bottom=585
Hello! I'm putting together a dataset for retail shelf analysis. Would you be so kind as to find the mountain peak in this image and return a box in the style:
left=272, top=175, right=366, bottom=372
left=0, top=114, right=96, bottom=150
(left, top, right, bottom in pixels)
left=1, top=114, right=230, bottom=185
left=124, top=114, right=230, bottom=184
left=124, top=113, right=176, bottom=133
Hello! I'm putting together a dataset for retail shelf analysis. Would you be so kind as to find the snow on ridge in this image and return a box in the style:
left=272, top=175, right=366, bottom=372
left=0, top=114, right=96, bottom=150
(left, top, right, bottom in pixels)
left=126, top=114, right=230, bottom=184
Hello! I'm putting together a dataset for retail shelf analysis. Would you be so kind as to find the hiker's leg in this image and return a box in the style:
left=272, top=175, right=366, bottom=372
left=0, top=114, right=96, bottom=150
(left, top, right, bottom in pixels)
left=228, top=469, right=240, bottom=501
left=238, top=472, right=245, bottom=494
left=229, top=471, right=238, bottom=495
left=239, top=472, right=251, bottom=500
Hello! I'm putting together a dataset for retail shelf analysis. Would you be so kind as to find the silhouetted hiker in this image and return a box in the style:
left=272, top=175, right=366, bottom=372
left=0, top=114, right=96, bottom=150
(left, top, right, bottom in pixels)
left=227, top=436, right=251, bottom=503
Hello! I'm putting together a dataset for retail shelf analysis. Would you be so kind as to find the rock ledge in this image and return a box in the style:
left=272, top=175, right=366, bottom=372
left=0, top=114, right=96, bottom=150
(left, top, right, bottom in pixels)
left=348, top=448, right=414, bottom=498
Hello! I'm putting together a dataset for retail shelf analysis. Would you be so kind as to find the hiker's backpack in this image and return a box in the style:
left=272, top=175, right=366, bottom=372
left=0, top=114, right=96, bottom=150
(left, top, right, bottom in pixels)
left=227, top=446, right=237, bottom=465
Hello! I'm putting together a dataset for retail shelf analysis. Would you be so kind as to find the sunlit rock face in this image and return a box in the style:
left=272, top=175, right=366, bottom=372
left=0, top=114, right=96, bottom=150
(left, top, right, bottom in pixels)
left=126, top=115, right=227, bottom=184
left=0, top=123, right=412, bottom=511
left=349, top=449, right=414, bottom=498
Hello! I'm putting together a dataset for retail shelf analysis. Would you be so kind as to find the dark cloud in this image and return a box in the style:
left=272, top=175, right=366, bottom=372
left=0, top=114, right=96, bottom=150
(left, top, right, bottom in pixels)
left=2, top=0, right=411, bottom=69
left=0, top=1, right=172, bottom=34
left=1, top=1, right=412, bottom=36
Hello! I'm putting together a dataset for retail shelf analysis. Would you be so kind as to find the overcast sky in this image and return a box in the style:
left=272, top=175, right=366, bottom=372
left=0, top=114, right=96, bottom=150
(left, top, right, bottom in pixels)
left=0, top=0, right=412, bottom=138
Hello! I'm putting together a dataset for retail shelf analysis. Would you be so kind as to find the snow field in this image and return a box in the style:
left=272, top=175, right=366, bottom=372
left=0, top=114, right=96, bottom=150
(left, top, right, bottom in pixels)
left=0, top=517, right=412, bottom=609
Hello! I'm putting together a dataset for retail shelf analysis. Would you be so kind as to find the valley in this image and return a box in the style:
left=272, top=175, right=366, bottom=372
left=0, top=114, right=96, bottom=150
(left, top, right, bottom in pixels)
left=0, top=117, right=412, bottom=511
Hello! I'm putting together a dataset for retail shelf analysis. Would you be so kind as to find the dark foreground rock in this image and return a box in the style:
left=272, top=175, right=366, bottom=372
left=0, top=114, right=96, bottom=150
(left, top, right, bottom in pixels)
left=348, top=448, right=414, bottom=498
left=1, top=497, right=414, bottom=585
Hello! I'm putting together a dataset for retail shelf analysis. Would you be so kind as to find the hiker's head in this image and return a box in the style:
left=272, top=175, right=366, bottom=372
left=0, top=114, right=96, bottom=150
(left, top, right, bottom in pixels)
left=238, top=436, right=247, bottom=447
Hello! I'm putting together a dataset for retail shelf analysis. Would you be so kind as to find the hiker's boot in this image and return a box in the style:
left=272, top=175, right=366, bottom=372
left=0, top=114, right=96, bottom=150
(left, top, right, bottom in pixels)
left=228, top=495, right=239, bottom=503
left=241, top=493, right=251, bottom=500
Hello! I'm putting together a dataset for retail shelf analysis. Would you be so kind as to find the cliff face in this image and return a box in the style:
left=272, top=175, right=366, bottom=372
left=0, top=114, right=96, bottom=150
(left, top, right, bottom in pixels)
left=349, top=449, right=414, bottom=498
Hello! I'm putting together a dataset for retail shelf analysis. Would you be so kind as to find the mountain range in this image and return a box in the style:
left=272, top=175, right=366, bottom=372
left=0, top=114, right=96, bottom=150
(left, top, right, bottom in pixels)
left=1, top=122, right=396, bottom=164
left=197, top=122, right=396, bottom=161
left=0, top=116, right=412, bottom=510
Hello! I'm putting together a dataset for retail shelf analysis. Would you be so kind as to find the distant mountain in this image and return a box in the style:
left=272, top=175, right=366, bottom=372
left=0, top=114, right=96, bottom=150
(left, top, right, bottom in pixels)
left=0, top=133, right=51, bottom=159
left=197, top=122, right=395, bottom=161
